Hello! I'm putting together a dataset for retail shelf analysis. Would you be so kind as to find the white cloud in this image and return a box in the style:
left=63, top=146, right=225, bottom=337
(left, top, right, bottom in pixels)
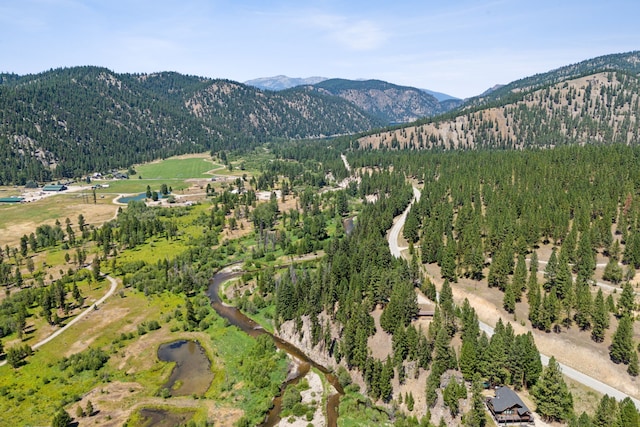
left=306, top=13, right=387, bottom=51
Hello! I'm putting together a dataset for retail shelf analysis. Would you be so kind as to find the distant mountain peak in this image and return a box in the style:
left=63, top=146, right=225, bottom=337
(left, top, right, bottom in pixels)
left=244, top=75, right=328, bottom=91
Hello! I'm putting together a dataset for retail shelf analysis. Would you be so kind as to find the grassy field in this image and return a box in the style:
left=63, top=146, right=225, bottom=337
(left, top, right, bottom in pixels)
left=0, top=194, right=119, bottom=247
left=0, top=287, right=186, bottom=426
left=0, top=153, right=229, bottom=247
left=226, top=146, right=275, bottom=175
left=134, top=154, right=222, bottom=180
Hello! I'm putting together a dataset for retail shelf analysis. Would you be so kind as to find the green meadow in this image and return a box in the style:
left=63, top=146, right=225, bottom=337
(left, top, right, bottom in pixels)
left=134, top=156, right=222, bottom=180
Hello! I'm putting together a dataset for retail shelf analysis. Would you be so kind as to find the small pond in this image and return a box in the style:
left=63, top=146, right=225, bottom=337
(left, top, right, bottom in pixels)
left=157, top=340, right=214, bottom=396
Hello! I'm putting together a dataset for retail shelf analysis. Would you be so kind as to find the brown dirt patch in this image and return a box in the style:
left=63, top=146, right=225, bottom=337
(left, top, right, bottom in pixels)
left=70, top=381, right=243, bottom=427
left=368, top=307, right=392, bottom=360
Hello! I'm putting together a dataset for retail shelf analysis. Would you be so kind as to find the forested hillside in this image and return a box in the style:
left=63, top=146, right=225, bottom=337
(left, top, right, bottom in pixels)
left=0, top=67, right=381, bottom=185
left=358, top=71, right=640, bottom=149
left=466, top=50, right=640, bottom=108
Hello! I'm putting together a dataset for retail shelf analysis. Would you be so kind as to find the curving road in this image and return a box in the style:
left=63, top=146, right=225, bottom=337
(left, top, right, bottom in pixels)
left=387, top=187, right=640, bottom=409
left=0, top=273, right=118, bottom=367
left=388, top=186, right=421, bottom=258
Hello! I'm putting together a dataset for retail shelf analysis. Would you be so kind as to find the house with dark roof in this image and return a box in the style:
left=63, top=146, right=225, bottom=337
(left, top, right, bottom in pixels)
left=486, top=386, right=534, bottom=425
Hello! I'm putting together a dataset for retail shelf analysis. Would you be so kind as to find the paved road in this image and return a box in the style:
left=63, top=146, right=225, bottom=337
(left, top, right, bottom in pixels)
left=0, top=273, right=118, bottom=367
left=388, top=186, right=421, bottom=258
left=387, top=188, right=640, bottom=409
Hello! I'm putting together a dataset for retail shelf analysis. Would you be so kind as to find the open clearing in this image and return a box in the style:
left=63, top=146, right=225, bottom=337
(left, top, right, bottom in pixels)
left=134, top=153, right=222, bottom=180
left=0, top=193, right=119, bottom=247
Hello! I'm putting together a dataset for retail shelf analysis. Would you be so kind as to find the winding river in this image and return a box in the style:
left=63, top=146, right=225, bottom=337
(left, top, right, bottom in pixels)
left=207, top=269, right=343, bottom=427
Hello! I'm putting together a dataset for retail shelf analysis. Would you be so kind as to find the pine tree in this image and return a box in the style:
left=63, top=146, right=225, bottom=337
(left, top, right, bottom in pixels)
left=443, top=378, right=461, bottom=416
left=574, top=277, right=592, bottom=330
left=554, top=252, right=573, bottom=302
left=593, top=394, right=618, bottom=427
left=527, top=274, right=541, bottom=328
left=516, top=332, right=542, bottom=389
left=603, top=256, right=623, bottom=284
left=425, top=371, right=440, bottom=407
left=51, top=409, right=72, bottom=427
left=591, top=289, right=609, bottom=343
left=466, top=373, right=487, bottom=427
left=539, top=292, right=557, bottom=332
left=512, top=252, right=528, bottom=299
left=610, top=314, right=634, bottom=364
left=440, top=239, right=458, bottom=282
left=459, top=337, right=477, bottom=380
left=618, top=397, right=640, bottom=426
left=576, top=230, right=595, bottom=278
left=407, top=391, right=415, bottom=411
left=544, top=248, right=558, bottom=289
left=379, top=356, right=394, bottom=402
left=572, top=412, right=594, bottom=427
left=529, top=250, right=539, bottom=274
left=503, top=281, right=516, bottom=313
left=439, top=280, right=457, bottom=336
left=561, top=227, right=578, bottom=265
left=486, top=321, right=511, bottom=385
left=617, top=282, right=636, bottom=317
left=532, top=356, right=574, bottom=422
left=433, top=328, right=457, bottom=376
left=487, top=243, right=512, bottom=291
left=86, top=400, right=94, bottom=416
left=469, top=244, right=485, bottom=281
left=627, top=351, right=639, bottom=376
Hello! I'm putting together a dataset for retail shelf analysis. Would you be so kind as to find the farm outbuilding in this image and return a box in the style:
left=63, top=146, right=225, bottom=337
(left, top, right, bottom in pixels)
left=42, top=184, right=67, bottom=192
left=0, top=197, right=24, bottom=203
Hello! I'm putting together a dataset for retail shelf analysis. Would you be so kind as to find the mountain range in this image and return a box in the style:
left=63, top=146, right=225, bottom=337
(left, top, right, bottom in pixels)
left=0, top=68, right=382, bottom=184
left=245, top=75, right=463, bottom=122
left=1, top=50, right=640, bottom=184
left=245, top=75, right=460, bottom=101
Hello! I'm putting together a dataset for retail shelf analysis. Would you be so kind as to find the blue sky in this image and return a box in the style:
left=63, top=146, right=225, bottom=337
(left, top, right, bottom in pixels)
left=1, top=0, right=639, bottom=98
